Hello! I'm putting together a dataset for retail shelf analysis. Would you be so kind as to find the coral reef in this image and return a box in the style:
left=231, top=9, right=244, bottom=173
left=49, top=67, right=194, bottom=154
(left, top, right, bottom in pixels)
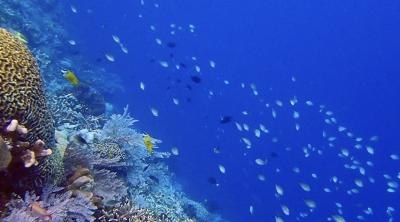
left=0, top=119, right=53, bottom=203
left=100, top=105, right=140, bottom=146
left=0, top=28, right=55, bottom=147
left=0, top=27, right=62, bottom=190
left=4, top=186, right=96, bottom=222
left=93, top=141, right=127, bottom=163
left=48, top=93, right=105, bottom=131
left=0, top=1, right=226, bottom=221
left=0, top=136, right=12, bottom=171
left=71, top=84, right=106, bottom=116
left=39, top=130, right=68, bottom=185
left=96, top=199, right=158, bottom=222
left=92, top=169, right=128, bottom=206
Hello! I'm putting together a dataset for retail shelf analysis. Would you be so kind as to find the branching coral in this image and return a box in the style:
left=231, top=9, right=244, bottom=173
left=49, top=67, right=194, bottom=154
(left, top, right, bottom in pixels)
left=0, top=120, right=53, bottom=195
left=100, top=105, right=140, bottom=145
left=96, top=199, right=158, bottom=222
left=2, top=120, right=52, bottom=168
left=48, top=93, right=105, bottom=131
left=92, top=169, right=128, bottom=206
left=4, top=186, right=96, bottom=222
left=38, top=130, right=68, bottom=185
left=63, top=141, right=125, bottom=177
left=93, top=141, right=126, bottom=162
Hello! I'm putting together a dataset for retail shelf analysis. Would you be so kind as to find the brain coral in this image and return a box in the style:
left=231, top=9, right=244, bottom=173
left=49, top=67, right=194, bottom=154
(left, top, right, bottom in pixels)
left=0, top=28, right=58, bottom=187
left=0, top=28, right=55, bottom=147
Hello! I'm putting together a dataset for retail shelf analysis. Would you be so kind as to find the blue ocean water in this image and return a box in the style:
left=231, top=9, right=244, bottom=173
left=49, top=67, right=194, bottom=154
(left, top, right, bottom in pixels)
left=62, top=0, right=399, bottom=221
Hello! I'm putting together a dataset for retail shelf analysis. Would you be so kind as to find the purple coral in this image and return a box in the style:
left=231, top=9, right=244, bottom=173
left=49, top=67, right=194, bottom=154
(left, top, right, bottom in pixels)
left=4, top=186, right=96, bottom=222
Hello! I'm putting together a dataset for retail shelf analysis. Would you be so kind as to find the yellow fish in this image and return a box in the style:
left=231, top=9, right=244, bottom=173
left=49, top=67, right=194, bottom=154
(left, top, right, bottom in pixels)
left=9, top=29, right=28, bottom=44
left=64, top=70, right=80, bottom=86
left=143, top=134, right=154, bottom=155
left=14, top=32, right=28, bottom=44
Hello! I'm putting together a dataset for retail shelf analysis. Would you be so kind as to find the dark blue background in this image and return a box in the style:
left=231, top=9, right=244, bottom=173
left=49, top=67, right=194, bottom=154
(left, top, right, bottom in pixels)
left=62, top=0, right=400, bottom=221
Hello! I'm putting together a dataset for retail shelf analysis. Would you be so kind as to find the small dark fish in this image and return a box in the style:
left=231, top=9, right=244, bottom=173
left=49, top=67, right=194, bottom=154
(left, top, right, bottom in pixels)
left=149, top=175, right=159, bottom=183
left=95, top=58, right=102, bottom=63
left=179, top=62, right=187, bottom=69
left=186, top=84, right=192, bottom=90
left=72, top=51, right=80, bottom=55
left=169, top=53, right=174, bottom=58
left=176, top=78, right=181, bottom=83
left=220, top=116, right=232, bottom=124
left=143, top=164, right=150, bottom=171
left=166, top=86, right=171, bottom=90
left=191, top=75, right=202, bottom=83
left=186, top=97, right=192, bottom=103
left=150, top=58, right=156, bottom=63
left=73, top=135, right=88, bottom=145
left=269, top=152, right=279, bottom=158
left=208, top=177, right=217, bottom=185
left=167, top=42, right=176, bottom=48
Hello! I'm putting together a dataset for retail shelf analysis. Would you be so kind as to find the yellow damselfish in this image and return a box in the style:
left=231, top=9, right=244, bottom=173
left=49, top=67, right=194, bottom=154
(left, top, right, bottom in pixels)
left=14, top=32, right=28, bottom=44
left=9, top=29, right=28, bottom=44
left=143, top=134, right=154, bottom=155
left=64, top=70, right=80, bottom=86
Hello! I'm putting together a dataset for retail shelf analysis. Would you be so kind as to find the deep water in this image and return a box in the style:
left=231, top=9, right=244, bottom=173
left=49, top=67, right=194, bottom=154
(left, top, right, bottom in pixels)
left=61, top=0, right=400, bottom=221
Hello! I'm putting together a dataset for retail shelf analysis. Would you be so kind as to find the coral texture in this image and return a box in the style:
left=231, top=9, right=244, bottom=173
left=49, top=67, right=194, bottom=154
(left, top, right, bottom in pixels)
left=39, top=130, right=68, bottom=185
left=97, top=200, right=157, bottom=222
left=93, top=141, right=126, bottom=161
left=4, top=186, right=96, bottom=222
left=0, top=28, right=55, bottom=147
left=92, top=169, right=128, bottom=206
left=100, top=105, right=140, bottom=145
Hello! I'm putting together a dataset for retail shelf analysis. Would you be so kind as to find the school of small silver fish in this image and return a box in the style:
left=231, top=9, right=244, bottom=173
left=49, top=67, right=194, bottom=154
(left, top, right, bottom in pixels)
left=68, top=1, right=398, bottom=221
